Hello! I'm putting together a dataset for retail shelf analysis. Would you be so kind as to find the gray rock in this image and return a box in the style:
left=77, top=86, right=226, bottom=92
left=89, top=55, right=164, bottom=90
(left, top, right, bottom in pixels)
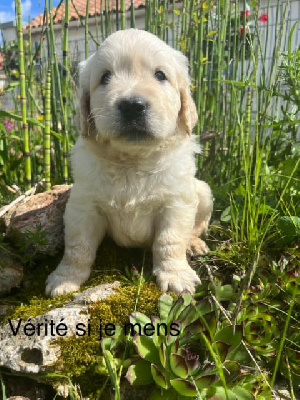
left=8, top=397, right=30, bottom=400
left=71, top=281, right=120, bottom=304
left=0, top=282, right=120, bottom=374
left=0, top=253, right=23, bottom=295
left=0, top=185, right=71, bottom=257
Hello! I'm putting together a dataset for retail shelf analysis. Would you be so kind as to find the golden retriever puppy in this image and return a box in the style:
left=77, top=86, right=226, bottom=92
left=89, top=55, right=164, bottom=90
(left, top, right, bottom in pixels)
left=46, top=29, right=213, bottom=298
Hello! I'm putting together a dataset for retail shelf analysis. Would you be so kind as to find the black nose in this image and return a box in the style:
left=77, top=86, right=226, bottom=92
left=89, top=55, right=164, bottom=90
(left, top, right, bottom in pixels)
left=117, top=97, right=148, bottom=120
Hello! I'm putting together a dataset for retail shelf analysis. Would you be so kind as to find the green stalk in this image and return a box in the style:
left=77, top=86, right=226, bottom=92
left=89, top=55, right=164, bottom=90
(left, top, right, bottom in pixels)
left=48, top=0, right=63, bottom=181
left=62, top=0, right=70, bottom=183
left=171, top=0, right=175, bottom=48
left=271, top=280, right=298, bottom=387
left=130, top=0, right=135, bottom=28
left=121, top=0, right=126, bottom=30
left=152, top=0, right=158, bottom=35
left=182, top=0, right=188, bottom=38
left=44, top=70, right=51, bottom=191
left=145, top=0, right=150, bottom=32
left=16, top=0, right=32, bottom=189
left=196, top=2, right=204, bottom=134
left=104, top=0, right=113, bottom=37
left=85, top=0, right=90, bottom=59
left=100, top=0, right=105, bottom=38
left=0, top=372, right=6, bottom=400
left=70, top=0, right=100, bottom=47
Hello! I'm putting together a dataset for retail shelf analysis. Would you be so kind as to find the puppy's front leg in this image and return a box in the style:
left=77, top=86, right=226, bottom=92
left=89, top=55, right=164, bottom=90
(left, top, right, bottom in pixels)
left=153, top=204, right=200, bottom=294
left=46, top=198, right=106, bottom=297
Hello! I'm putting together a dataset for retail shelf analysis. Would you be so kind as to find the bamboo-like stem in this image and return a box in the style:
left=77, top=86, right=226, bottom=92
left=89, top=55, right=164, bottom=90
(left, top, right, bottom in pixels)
left=44, top=70, right=51, bottom=191
left=121, top=0, right=126, bottom=30
left=15, top=0, right=32, bottom=189
left=62, top=0, right=70, bottom=183
left=85, top=0, right=90, bottom=59
left=48, top=0, right=64, bottom=181
left=130, top=0, right=136, bottom=28
left=69, top=0, right=100, bottom=46
left=145, top=0, right=150, bottom=32
left=104, top=0, right=111, bottom=36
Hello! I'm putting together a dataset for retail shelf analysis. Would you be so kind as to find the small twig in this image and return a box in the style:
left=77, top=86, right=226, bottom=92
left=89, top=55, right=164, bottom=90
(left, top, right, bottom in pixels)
left=0, top=185, right=38, bottom=218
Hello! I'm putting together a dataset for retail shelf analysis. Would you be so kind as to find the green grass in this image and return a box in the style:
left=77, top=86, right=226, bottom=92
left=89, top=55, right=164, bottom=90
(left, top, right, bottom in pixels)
left=0, top=0, right=299, bottom=398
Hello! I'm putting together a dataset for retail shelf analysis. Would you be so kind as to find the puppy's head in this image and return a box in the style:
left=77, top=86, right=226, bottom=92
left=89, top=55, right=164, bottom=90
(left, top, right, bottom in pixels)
left=79, top=29, right=198, bottom=145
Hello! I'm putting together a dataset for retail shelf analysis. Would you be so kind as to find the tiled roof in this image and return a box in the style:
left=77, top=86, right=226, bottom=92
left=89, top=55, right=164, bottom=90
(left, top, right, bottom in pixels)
left=26, top=0, right=146, bottom=29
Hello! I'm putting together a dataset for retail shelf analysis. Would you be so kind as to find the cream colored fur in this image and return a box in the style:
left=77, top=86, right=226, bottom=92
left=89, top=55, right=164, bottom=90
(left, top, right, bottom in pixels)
left=46, top=29, right=213, bottom=298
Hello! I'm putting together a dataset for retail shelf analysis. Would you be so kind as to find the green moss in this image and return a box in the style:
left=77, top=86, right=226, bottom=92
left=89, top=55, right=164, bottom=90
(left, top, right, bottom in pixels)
left=57, top=282, right=162, bottom=395
left=0, top=238, right=161, bottom=397
left=7, top=293, right=74, bottom=320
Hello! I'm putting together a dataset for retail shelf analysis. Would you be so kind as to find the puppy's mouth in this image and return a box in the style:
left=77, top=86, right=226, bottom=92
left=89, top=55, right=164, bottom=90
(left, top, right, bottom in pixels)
left=116, top=96, right=153, bottom=142
left=119, top=123, right=152, bottom=142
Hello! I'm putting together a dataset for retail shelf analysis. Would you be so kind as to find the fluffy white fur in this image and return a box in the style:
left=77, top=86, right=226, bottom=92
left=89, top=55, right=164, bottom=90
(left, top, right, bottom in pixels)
left=46, top=29, right=213, bottom=298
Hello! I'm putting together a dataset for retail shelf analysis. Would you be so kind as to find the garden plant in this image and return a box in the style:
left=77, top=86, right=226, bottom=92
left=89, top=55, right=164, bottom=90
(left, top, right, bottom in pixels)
left=0, top=0, right=299, bottom=399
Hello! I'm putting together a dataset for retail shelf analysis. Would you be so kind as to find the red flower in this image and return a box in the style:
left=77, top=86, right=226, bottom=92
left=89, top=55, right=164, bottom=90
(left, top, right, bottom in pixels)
left=241, top=10, right=251, bottom=20
left=259, top=14, right=268, bottom=23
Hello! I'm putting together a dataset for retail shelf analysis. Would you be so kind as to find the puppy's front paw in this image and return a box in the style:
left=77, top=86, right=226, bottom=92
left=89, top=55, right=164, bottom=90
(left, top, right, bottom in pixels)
left=154, top=261, right=200, bottom=294
left=187, top=237, right=209, bottom=258
left=46, top=267, right=83, bottom=297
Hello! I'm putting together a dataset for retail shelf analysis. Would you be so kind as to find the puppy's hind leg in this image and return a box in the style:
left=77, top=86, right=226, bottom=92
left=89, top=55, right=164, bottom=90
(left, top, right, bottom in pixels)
left=187, top=180, right=213, bottom=257
left=46, top=197, right=107, bottom=297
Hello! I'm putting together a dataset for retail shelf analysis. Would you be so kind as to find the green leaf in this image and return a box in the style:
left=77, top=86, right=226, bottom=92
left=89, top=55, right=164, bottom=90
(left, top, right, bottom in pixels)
left=101, top=338, right=112, bottom=351
left=170, top=354, right=188, bottom=379
left=134, top=335, right=160, bottom=364
left=151, top=364, right=169, bottom=389
left=101, top=349, right=120, bottom=396
left=195, top=298, right=215, bottom=317
left=223, top=361, right=241, bottom=382
left=202, top=311, right=218, bottom=336
left=125, top=360, right=153, bottom=386
left=178, top=303, right=198, bottom=327
left=205, top=386, right=237, bottom=400
left=215, top=285, right=235, bottom=301
left=276, top=216, right=300, bottom=245
left=258, top=203, right=274, bottom=216
left=170, top=379, right=197, bottom=397
left=231, top=386, right=254, bottom=399
left=207, top=30, right=218, bottom=37
left=214, top=325, right=242, bottom=348
left=168, top=296, right=185, bottom=323
left=159, top=294, right=174, bottom=322
left=159, top=342, right=167, bottom=368
left=130, top=311, right=151, bottom=330
left=221, top=206, right=231, bottom=222
left=181, top=292, right=193, bottom=306
left=213, top=342, right=230, bottom=362
left=0, top=110, right=63, bottom=140
left=195, top=375, right=217, bottom=390
left=227, top=343, right=251, bottom=364
left=4, top=82, right=20, bottom=92
left=151, top=316, right=161, bottom=347
left=150, top=389, right=179, bottom=400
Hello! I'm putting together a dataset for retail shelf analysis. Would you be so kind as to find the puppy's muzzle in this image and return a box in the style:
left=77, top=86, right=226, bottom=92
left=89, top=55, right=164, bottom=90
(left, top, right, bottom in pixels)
left=117, top=97, right=149, bottom=121
left=117, top=97, right=151, bottom=141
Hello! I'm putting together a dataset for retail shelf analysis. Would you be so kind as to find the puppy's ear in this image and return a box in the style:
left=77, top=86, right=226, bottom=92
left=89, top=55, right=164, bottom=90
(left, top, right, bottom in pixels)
left=176, top=53, right=198, bottom=135
left=179, top=87, right=198, bottom=135
left=78, top=55, right=96, bottom=138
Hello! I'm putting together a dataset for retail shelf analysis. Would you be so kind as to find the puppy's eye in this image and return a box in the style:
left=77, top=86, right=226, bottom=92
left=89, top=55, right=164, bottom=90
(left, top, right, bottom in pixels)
left=155, top=70, right=167, bottom=82
left=100, top=71, right=112, bottom=85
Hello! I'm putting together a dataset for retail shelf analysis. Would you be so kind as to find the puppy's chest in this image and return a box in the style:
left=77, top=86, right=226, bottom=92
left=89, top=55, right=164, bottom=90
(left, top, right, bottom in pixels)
left=96, top=167, right=166, bottom=210
left=96, top=169, right=164, bottom=246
